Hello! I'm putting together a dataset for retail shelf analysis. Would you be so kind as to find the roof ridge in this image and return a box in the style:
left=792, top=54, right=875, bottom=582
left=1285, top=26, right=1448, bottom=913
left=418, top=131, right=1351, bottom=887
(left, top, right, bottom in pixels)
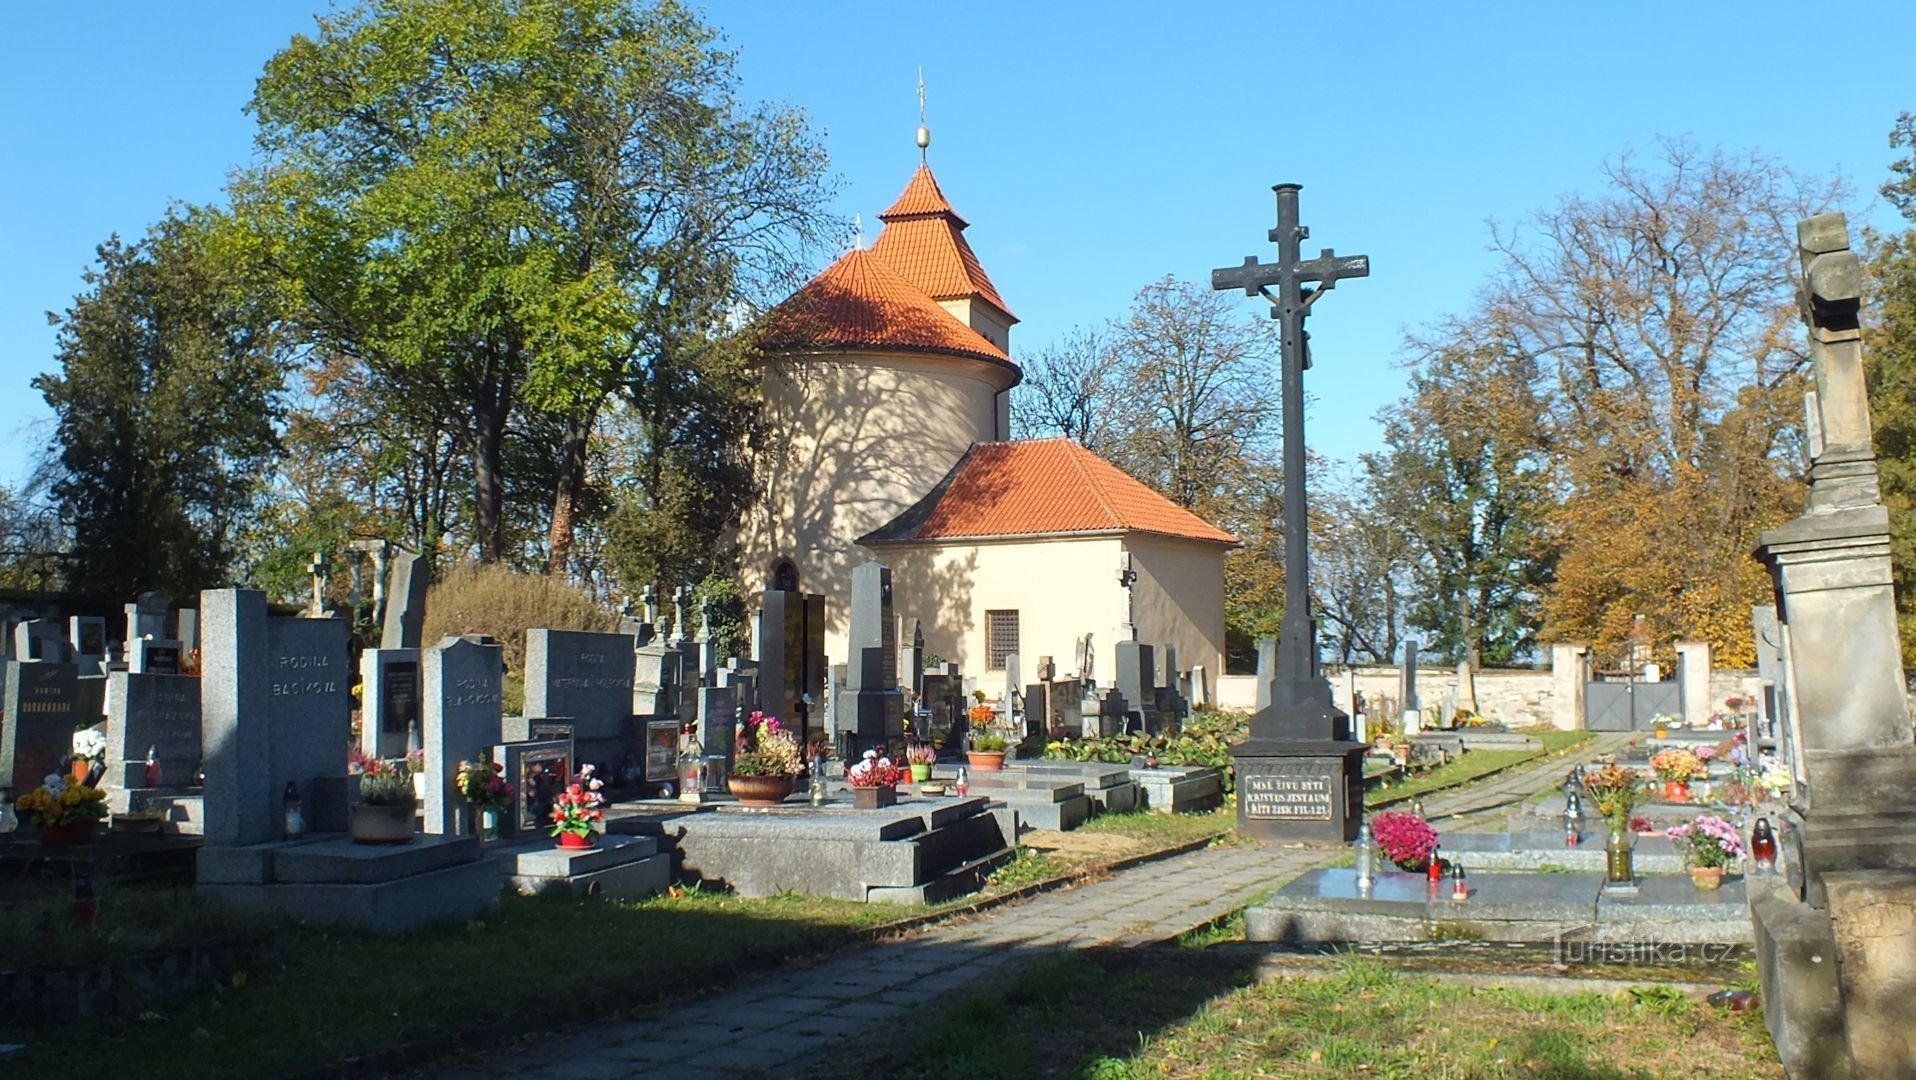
left=1062, top=440, right=1123, bottom=531
left=758, top=248, right=1011, bottom=368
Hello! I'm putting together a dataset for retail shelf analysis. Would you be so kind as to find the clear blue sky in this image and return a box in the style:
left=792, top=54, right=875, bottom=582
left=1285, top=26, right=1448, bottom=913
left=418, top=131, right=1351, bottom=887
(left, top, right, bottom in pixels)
left=5, top=1, right=1915, bottom=494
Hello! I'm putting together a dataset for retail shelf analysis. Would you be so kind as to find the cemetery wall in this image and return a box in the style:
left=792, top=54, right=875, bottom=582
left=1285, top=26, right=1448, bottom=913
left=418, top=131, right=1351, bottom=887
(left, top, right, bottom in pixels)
left=739, top=350, right=1011, bottom=661
left=1319, top=663, right=1765, bottom=730
left=878, top=534, right=1125, bottom=679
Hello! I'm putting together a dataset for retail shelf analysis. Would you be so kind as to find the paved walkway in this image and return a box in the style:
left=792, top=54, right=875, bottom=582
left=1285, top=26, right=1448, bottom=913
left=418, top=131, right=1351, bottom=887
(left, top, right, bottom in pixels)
left=427, top=738, right=1615, bottom=1080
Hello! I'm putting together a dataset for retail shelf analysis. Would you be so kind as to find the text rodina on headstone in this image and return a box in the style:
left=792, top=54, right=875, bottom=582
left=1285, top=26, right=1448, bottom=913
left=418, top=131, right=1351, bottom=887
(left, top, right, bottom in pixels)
left=422, top=635, right=504, bottom=835
left=524, top=628, right=634, bottom=767
left=3, top=661, right=79, bottom=791
left=200, top=589, right=351, bottom=846
left=104, top=672, right=200, bottom=790
left=1211, top=183, right=1369, bottom=844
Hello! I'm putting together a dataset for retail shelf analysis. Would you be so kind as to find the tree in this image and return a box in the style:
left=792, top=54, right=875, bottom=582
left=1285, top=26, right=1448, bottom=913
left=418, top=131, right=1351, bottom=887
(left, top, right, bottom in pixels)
left=1482, top=140, right=1840, bottom=666
left=236, top=0, right=832, bottom=570
left=1865, top=112, right=1916, bottom=664
left=1361, top=343, right=1556, bottom=666
left=1009, top=325, right=1122, bottom=449
left=34, top=210, right=288, bottom=602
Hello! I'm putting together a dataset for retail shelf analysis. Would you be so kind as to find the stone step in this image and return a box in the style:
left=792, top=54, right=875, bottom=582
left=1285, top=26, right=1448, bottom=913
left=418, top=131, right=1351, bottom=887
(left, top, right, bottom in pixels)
left=1132, top=767, right=1224, bottom=814
left=495, top=835, right=669, bottom=900
left=868, top=844, right=1017, bottom=905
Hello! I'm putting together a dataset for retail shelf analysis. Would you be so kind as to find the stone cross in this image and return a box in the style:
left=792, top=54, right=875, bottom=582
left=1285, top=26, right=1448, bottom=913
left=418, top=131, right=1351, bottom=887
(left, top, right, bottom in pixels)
left=1797, top=213, right=1880, bottom=510
left=1212, top=184, right=1368, bottom=739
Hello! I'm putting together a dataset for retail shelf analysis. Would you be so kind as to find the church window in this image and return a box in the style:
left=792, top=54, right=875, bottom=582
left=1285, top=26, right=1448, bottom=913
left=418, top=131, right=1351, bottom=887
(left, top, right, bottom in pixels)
left=986, top=610, right=1020, bottom=670
left=772, top=560, right=799, bottom=593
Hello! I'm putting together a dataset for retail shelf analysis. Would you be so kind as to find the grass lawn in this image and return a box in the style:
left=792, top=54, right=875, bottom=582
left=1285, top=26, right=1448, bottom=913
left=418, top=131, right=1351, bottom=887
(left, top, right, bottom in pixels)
left=1, top=885, right=918, bottom=1080
left=842, top=949, right=1782, bottom=1079
left=1368, top=730, right=1595, bottom=809
left=1015, top=805, right=1240, bottom=879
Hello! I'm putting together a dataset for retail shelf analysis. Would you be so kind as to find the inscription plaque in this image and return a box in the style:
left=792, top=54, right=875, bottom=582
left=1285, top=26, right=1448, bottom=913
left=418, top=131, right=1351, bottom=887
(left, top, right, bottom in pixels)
left=1240, top=762, right=1337, bottom=821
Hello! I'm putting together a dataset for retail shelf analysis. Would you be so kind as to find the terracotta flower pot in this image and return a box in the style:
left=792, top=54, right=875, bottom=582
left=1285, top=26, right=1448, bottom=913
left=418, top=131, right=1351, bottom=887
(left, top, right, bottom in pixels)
left=728, top=773, right=794, bottom=807
left=852, top=785, right=898, bottom=809
left=966, top=751, right=1006, bottom=772
left=1663, top=780, right=1690, bottom=803
left=350, top=801, right=415, bottom=845
left=1690, top=865, right=1723, bottom=890
left=37, top=819, right=100, bottom=847
left=556, top=830, right=593, bottom=849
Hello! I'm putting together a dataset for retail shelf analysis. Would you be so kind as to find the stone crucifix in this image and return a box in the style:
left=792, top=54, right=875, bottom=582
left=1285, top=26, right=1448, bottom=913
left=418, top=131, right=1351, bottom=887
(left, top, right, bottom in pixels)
left=1211, top=184, right=1369, bottom=736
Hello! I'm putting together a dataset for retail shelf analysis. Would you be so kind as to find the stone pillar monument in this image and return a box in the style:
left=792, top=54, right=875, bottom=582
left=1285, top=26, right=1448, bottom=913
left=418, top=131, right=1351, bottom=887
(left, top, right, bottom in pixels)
left=842, top=562, right=903, bottom=749
left=1750, top=212, right=1916, bottom=1078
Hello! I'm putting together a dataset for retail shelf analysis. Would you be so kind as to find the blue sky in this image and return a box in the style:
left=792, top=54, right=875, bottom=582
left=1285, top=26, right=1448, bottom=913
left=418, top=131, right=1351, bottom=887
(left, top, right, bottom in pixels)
left=5, top=1, right=1915, bottom=494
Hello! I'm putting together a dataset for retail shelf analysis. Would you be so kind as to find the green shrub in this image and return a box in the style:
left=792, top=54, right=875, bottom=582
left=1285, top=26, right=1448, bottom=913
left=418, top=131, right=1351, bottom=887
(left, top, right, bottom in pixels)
left=419, top=563, right=620, bottom=713
left=1042, top=708, right=1248, bottom=791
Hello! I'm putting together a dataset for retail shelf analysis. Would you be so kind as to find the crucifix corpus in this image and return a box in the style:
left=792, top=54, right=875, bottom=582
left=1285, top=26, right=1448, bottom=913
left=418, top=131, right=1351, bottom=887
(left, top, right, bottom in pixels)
left=1211, top=183, right=1371, bottom=844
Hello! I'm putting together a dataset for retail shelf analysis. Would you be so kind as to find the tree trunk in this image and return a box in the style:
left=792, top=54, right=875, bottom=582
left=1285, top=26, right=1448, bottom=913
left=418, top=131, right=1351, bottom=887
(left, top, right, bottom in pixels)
left=472, top=379, right=511, bottom=564
left=545, top=404, right=597, bottom=579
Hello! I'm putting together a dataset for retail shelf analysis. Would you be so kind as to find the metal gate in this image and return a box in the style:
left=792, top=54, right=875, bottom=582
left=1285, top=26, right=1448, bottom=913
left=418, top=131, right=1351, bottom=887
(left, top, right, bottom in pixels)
left=1585, top=679, right=1684, bottom=731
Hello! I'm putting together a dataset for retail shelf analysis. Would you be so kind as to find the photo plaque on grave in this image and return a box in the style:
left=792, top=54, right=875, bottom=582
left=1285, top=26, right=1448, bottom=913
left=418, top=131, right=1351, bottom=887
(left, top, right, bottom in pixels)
left=644, top=719, right=679, bottom=782
left=514, top=745, right=572, bottom=832
left=381, top=661, right=419, bottom=736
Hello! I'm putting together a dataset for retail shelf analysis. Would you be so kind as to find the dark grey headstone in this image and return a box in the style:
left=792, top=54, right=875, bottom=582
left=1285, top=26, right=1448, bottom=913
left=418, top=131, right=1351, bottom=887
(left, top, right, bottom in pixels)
left=756, top=590, right=827, bottom=745
left=380, top=551, right=428, bottom=650
left=266, top=613, right=352, bottom=832
left=105, top=672, right=200, bottom=789
left=129, top=637, right=183, bottom=675
left=524, top=629, right=636, bottom=742
left=843, top=563, right=902, bottom=745
left=69, top=616, right=107, bottom=660
left=696, top=685, right=737, bottom=789
left=422, top=635, right=504, bottom=836
left=1115, top=641, right=1155, bottom=730
left=3, top=661, right=79, bottom=791
left=494, top=738, right=571, bottom=837
left=359, top=647, right=421, bottom=758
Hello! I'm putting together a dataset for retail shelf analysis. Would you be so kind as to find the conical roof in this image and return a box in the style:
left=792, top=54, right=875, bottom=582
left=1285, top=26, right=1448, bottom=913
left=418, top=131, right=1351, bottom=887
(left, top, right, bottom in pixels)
left=871, top=163, right=1016, bottom=322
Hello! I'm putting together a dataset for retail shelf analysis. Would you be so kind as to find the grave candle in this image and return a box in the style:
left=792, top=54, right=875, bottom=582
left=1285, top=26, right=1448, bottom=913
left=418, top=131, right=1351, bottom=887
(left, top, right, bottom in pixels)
left=1450, top=860, right=1468, bottom=902
left=1355, top=823, right=1374, bottom=893
left=1752, top=817, right=1778, bottom=870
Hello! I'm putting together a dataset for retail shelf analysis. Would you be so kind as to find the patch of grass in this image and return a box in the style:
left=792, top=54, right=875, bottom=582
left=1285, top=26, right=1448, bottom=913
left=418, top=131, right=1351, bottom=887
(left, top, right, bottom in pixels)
left=1077, top=804, right=1236, bottom=848
left=982, top=849, right=1071, bottom=892
left=0, top=885, right=273, bottom=968
left=2, top=885, right=920, bottom=1080
left=1367, top=730, right=1596, bottom=809
left=849, top=948, right=1783, bottom=1079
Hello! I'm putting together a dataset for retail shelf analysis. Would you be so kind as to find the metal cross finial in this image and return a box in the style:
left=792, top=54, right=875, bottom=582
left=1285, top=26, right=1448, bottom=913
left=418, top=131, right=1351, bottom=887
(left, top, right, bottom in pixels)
left=915, top=67, right=931, bottom=159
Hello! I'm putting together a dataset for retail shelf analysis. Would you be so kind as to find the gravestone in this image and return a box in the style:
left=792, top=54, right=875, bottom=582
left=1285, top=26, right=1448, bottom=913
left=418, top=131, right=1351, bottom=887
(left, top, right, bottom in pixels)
left=1253, top=636, right=1277, bottom=711
left=2, top=661, right=79, bottom=791
left=129, top=637, right=183, bottom=675
left=1455, top=658, right=1477, bottom=715
left=359, top=648, right=422, bottom=758
left=1400, top=639, right=1422, bottom=734
left=494, top=738, right=572, bottom=837
left=379, top=551, right=428, bottom=650
left=103, top=672, right=200, bottom=794
left=13, top=620, right=66, bottom=662
left=696, top=685, right=737, bottom=790
left=175, top=607, right=199, bottom=656
left=1114, top=641, right=1155, bottom=733
left=1000, top=651, right=1022, bottom=732
left=69, top=616, right=107, bottom=666
left=920, top=667, right=959, bottom=744
left=421, top=635, right=504, bottom=836
left=633, top=636, right=684, bottom=721
left=125, top=593, right=168, bottom=644
left=900, top=619, right=924, bottom=698
left=1156, top=643, right=1186, bottom=734
left=757, top=589, right=827, bottom=747
left=841, top=563, right=903, bottom=748
left=200, top=590, right=351, bottom=846
left=1748, top=212, right=1916, bottom=1077
left=716, top=658, right=758, bottom=722
left=524, top=628, right=635, bottom=770
left=1751, top=605, right=1787, bottom=747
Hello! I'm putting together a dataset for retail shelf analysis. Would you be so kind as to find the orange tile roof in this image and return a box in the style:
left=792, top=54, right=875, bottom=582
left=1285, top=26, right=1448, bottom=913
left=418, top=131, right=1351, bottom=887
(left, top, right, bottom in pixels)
left=757, top=248, right=1012, bottom=368
left=860, top=439, right=1239, bottom=546
left=872, top=163, right=1017, bottom=323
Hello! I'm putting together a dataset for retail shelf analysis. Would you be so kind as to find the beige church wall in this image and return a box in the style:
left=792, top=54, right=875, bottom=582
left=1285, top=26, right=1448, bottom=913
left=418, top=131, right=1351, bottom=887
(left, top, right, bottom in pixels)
left=868, top=535, right=1127, bottom=685
left=1123, top=534, right=1228, bottom=698
left=737, top=348, right=1016, bottom=661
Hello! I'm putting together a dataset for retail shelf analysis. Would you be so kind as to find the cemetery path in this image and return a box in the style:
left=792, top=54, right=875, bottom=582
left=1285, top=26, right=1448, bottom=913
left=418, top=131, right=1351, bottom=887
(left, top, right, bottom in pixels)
left=422, top=735, right=1624, bottom=1080
left=1419, top=732, right=1634, bottom=824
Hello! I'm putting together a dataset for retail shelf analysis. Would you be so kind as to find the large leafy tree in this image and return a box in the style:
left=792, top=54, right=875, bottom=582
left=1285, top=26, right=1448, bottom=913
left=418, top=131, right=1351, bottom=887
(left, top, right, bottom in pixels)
left=35, top=210, right=288, bottom=602
left=1865, top=111, right=1916, bottom=664
left=235, top=0, right=832, bottom=572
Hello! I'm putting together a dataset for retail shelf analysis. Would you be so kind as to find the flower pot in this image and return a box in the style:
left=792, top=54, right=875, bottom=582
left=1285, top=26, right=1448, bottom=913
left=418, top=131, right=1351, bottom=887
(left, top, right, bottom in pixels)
left=966, top=751, right=1006, bottom=773
left=1690, top=865, right=1723, bottom=890
left=728, top=774, right=794, bottom=807
left=1391, top=744, right=1411, bottom=766
left=1654, top=727, right=1668, bottom=740
left=852, top=785, right=898, bottom=810
left=909, top=763, right=932, bottom=782
left=70, top=760, right=90, bottom=784
left=350, top=801, right=415, bottom=845
left=556, top=830, right=593, bottom=849
left=37, top=820, right=100, bottom=847
left=1663, top=780, right=1690, bottom=803
left=480, top=806, right=501, bottom=840
left=1604, top=821, right=1634, bottom=885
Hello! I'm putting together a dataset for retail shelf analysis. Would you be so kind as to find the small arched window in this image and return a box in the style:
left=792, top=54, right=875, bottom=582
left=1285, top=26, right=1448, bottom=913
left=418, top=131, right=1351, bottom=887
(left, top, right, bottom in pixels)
left=772, top=559, right=800, bottom=593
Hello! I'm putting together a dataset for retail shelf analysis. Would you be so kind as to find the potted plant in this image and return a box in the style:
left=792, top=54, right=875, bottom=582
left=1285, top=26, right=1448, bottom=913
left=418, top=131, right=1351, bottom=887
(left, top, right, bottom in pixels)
left=14, top=773, right=108, bottom=845
left=548, top=781, right=604, bottom=848
left=1582, top=763, right=1645, bottom=884
left=845, top=749, right=904, bottom=809
left=455, top=749, right=516, bottom=840
left=1650, top=748, right=1705, bottom=802
left=730, top=711, right=802, bottom=805
left=351, top=754, right=416, bottom=845
left=905, top=741, right=937, bottom=783
left=1369, top=810, right=1439, bottom=871
left=1666, top=813, right=1744, bottom=889
left=966, top=732, right=1007, bottom=772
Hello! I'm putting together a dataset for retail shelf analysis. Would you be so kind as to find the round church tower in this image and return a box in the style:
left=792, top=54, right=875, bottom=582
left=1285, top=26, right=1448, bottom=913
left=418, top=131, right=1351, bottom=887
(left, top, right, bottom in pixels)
left=740, top=157, right=1020, bottom=651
